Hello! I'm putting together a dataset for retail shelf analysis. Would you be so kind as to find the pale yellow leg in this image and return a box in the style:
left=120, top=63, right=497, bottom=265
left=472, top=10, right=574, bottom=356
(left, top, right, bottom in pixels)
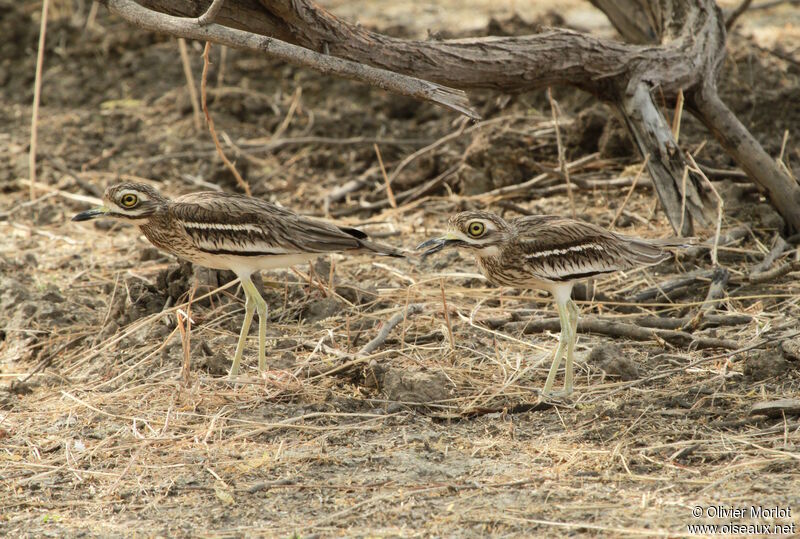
left=240, top=276, right=269, bottom=373
left=563, top=299, right=580, bottom=395
left=229, top=283, right=255, bottom=378
left=541, top=301, right=570, bottom=396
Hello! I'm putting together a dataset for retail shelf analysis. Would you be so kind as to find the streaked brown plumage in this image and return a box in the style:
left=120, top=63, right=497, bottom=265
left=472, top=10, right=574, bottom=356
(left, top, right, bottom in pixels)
left=97, top=183, right=401, bottom=270
left=73, top=182, right=403, bottom=377
left=447, top=212, right=678, bottom=287
left=418, top=210, right=687, bottom=396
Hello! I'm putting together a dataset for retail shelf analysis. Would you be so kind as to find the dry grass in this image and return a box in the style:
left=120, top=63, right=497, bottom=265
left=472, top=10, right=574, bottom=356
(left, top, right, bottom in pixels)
left=1, top=1, right=800, bottom=537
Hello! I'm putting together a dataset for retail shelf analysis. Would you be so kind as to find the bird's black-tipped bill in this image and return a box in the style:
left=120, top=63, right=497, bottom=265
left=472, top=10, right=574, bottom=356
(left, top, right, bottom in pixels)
left=417, top=237, right=462, bottom=259
left=72, top=207, right=107, bottom=222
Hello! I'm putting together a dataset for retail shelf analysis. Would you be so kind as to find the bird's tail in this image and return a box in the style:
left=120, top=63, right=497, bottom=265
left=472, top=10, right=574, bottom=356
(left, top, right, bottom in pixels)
left=338, top=225, right=405, bottom=258
left=357, top=238, right=407, bottom=258
left=624, top=236, right=695, bottom=265
left=649, top=237, right=697, bottom=249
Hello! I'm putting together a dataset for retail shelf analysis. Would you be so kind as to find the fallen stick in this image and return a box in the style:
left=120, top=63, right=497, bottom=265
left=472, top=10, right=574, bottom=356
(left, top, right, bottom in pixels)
left=631, top=269, right=716, bottom=302
left=504, top=317, right=738, bottom=349
left=329, top=165, right=461, bottom=217
left=302, top=304, right=424, bottom=379
left=751, top=234, right=790, bottom=274
left=750, top=399, right=800, bottom=418
left=360, top=304, right=424, bottom=355
left=682, top=266, right=731, bottom=330
left=478, top=312, right=751, bottom=331
left=636, top=312, right=750, bottom=330
left=685, top=225, right=749, bottom=259
left=479, top=152, right=600, bottom=199
left=749, top=260, right=800, bottom=284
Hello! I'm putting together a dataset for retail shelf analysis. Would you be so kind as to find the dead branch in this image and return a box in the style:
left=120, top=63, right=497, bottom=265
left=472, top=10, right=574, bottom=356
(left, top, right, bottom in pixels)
left=200, top=41, right=250, bottom=195
left=505, top=317, right=738, bottom=350
left=488, top=312, right=753, bottom=332
left=752, top=234, right=789, bottom=274
left=699, top=266, right=731, bottom=314
left=681, top=267, right=731, bottom=330
left=632, top=269, right=717, bottom=302
left=750, top=399, right=800, bottom=418
left=196, top=0, right=225, bottom=25
left=686, top=225, right=750, bottom=260
left=688, top=87, right=800, bottom=235
left=302, top=304, right=425, bottom=379
left=749, top=260, right=800, bottom=284
left=103, top=0, right=479, bottom=119
left=110, top=0, right=800, bottom=233
left=638, top=312, right=750, bottom=330
left=725, top=0, right=754, bottom=30
left=359, top=304, right=423, bottom=356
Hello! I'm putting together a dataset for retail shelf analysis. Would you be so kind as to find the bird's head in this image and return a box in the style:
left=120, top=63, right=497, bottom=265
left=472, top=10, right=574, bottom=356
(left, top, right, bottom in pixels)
left=72, top=182, right=168, bottom=223
left=417, top=210, right=511, bottom=258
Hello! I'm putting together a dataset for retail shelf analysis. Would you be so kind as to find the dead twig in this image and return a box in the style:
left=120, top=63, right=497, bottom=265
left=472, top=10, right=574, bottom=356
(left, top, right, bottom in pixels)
left=177, top=38, right=203, bottom=131
left=685, top=225, right=749, bottom=259
left=632, top=269, right=716, bottom=302
left=29, top=0, right=51, bottom=201
left=196, top=0, right=226, bottom=25
left=725, top=0, right=754, bottom=31
left=200, top=41, right=250, bottom=195
left=610, top=155, right=649, bottom=229
left=671, top=89, right=684, bottom=141
left=329, top=164, right=461, bottom=217
left=682, top=267, right=730, bottom=330
left=750, top=399, right=800, bottom=418
left=751, top=234, right=789, bottom=274
left=749, top=260, right=800, bottom=283
left=505, top=317, right=738, bottom=349
left=360, top=304, right=424, bottom=356
left=479, top=152, right=600, bottom=200
left=440, top=280, right=455, bottom=351
left=686, top=153, right=723, bottom=263
left=271, top=86, right=302, bottom=140
left=547, top=88, right=575, bottom=218
left=373, top=144, right=397, bottom=209
left=636, top=312, right=750, bottom=330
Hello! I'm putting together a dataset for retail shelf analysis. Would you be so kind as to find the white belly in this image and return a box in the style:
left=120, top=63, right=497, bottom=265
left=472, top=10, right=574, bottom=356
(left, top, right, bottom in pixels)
left=188, top=252, right=319, bottom=275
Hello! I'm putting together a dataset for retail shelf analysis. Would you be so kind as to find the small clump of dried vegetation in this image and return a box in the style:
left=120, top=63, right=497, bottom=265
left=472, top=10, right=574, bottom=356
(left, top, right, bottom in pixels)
left=1, top=2, right=799, bottom=537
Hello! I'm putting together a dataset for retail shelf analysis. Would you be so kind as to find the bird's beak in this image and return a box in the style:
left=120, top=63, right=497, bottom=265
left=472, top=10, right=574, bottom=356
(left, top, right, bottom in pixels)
left=71, top=206, right=109, bottom=222
left=416, top=231, right=464, bottom=258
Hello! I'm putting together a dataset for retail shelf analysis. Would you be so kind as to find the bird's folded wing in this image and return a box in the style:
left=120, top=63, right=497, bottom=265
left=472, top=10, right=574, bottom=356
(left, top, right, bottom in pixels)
left=170, top=194, right=363, bottom=255
left=515, top=217, right=656, bottom=281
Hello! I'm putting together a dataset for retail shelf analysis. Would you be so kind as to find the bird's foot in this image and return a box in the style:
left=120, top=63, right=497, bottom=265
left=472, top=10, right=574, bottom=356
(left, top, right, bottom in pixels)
left=538, top=388, right=574, bottom=400
left=259, top=369, right=297, bottom=386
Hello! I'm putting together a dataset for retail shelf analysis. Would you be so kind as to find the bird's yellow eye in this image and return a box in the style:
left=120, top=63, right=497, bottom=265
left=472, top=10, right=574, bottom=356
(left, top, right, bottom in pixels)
left=467, top=221, right=485, bottom=237
left=120, top=193, right=138, bottom=208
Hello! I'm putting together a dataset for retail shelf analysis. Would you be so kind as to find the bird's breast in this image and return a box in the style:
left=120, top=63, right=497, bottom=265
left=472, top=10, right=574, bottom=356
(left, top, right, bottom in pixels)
left=139, top=220, right=193, bottom=259
left=476, top=254, right=517, bottom=287
left=476, top=253, right=556, bottom=291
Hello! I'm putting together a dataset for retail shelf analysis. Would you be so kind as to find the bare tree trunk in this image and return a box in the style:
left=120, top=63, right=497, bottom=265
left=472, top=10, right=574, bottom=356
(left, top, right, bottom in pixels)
left=114, top=0, right=800, bottom=233
left=594, top=0, right=800, bottom=232
left=618, top=84, right=705, bottom=236
left=689, top=85, right=800, bottom=230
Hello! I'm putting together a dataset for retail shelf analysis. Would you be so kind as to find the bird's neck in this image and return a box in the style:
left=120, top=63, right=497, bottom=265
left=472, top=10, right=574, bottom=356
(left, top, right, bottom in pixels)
left=137, top=212, right=174, bottom=251
left=473, top=245, right=502, bottom=259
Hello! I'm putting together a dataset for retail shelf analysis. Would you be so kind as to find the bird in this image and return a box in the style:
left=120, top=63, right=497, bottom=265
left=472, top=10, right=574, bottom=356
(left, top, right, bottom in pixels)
left=73, top=182, right=403, bottom=378
left=417, top=210, right=686, bottom=397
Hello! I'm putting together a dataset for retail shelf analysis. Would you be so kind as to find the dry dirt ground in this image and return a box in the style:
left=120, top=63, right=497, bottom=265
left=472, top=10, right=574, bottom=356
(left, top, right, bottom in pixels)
left=2, top=1, right=800, bottom=537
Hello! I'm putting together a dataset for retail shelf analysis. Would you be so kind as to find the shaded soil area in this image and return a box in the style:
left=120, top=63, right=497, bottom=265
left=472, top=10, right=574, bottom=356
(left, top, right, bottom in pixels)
left=1, top=1, right=800, bottom=537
